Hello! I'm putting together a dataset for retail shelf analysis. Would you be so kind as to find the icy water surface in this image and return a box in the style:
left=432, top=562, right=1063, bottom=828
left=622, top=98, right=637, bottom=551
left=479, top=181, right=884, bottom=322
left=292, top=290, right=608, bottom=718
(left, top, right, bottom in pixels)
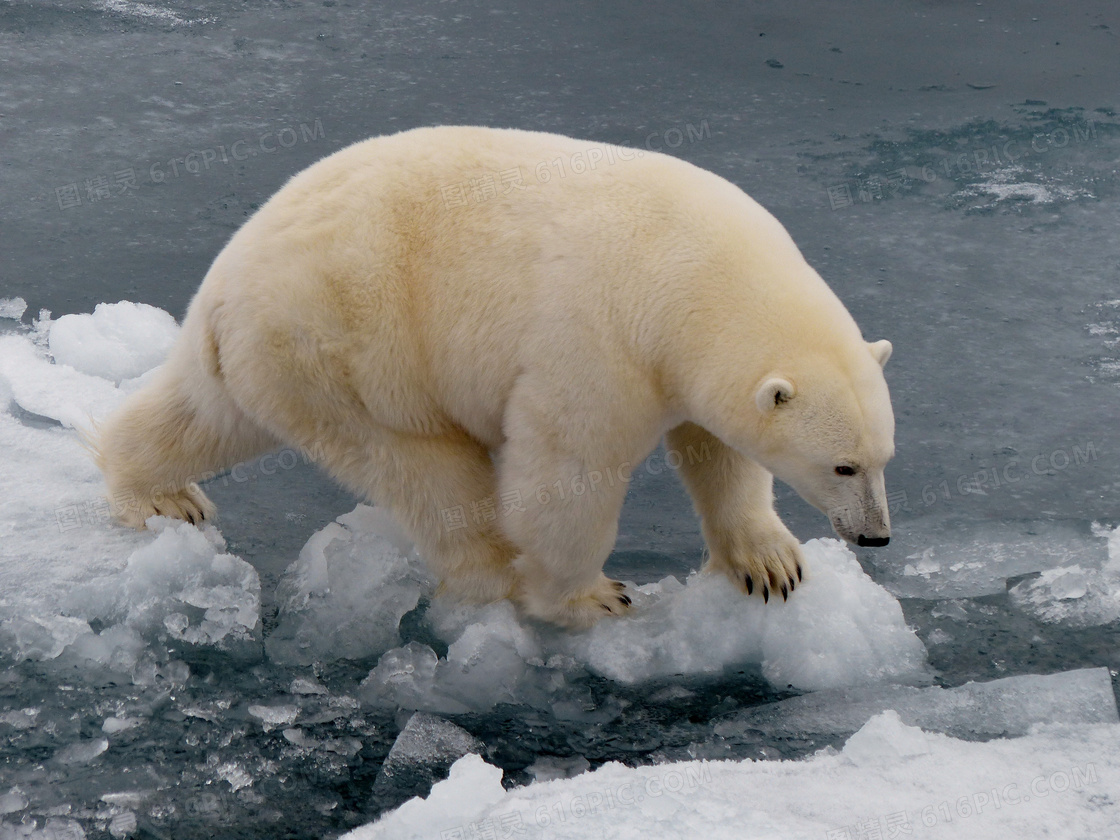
left=3, top=1, right=1120, bottom=838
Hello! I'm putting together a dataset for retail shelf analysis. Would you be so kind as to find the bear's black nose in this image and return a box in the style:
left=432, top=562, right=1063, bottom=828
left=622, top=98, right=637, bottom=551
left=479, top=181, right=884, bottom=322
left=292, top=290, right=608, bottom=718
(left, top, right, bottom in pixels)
left=857, top=535, right=890, bottom=547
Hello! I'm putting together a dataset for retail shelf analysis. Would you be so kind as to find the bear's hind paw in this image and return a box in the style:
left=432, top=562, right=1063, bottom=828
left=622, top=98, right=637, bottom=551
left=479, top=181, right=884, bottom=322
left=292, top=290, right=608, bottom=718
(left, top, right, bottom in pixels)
left=112, top=484, right=216, bottom=530
left=516, top=575, right=632, bottom=631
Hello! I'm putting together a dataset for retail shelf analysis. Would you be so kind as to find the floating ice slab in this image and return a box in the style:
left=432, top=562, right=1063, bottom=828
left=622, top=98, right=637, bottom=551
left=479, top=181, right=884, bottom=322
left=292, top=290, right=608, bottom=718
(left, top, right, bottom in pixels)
left=1009, top=523, right=1120, bottom=627
left=711, top=667, right=1119, bottom=742
left=48, top=300, right=179, bottom=383
left=864, top=517, right=1107, bottom=599
left=345, top=717, right=1120, bottom=840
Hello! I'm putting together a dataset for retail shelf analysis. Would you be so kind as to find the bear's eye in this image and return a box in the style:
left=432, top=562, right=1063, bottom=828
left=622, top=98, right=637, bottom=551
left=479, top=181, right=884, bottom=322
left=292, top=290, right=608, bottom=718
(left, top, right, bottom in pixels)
left=834, top=465, right=857, bottom=476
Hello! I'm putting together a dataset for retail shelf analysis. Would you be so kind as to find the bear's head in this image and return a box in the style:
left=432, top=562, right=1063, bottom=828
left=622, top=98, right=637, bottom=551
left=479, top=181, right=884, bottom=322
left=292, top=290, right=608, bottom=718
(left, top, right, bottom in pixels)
left=750, top=338, right=895, bottom=547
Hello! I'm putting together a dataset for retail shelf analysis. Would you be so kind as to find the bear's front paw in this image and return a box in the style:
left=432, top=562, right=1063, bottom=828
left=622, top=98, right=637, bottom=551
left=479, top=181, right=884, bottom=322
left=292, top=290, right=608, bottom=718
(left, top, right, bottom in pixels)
left=515, top=574, right=632, bottom=631
left=708, top=528, right=804, bottom=604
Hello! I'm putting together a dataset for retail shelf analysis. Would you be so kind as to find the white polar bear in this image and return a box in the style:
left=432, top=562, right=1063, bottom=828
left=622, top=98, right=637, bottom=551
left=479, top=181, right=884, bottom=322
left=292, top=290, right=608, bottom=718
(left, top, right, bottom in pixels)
left=95, top=126, right=895, bottom=630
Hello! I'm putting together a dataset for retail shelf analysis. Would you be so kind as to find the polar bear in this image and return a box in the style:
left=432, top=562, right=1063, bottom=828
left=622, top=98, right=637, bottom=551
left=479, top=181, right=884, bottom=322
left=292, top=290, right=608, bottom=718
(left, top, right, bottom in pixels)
left=95, top=126, right=895, bottom=630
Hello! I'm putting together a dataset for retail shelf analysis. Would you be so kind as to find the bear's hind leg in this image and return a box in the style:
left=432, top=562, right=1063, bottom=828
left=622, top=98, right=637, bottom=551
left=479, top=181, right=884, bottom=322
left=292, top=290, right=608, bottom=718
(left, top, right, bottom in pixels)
left=499, top=450, right=634, bottom=630
left=665, top=422, right=803, bottom=602
left=321, top=427, right=520, bottom=604
left=94, top=347, right=278, bottom=529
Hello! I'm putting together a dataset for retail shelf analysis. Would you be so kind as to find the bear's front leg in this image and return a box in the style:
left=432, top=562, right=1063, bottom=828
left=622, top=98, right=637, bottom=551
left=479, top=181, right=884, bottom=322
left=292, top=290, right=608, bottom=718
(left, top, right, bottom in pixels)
left=666, top=422, right=803, bottom=602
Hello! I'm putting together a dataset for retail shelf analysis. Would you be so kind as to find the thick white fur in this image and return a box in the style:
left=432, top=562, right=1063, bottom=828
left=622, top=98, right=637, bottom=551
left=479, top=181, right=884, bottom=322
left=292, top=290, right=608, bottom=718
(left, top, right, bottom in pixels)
left=95, top=126, right=895, bottom=629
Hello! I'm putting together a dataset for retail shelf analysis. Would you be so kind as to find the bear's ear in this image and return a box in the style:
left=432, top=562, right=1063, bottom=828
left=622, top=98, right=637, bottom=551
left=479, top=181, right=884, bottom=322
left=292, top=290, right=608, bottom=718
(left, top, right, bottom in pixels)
left=755, top=377, right=796, bottom=413
left=868, top=339, right=893, bottom=368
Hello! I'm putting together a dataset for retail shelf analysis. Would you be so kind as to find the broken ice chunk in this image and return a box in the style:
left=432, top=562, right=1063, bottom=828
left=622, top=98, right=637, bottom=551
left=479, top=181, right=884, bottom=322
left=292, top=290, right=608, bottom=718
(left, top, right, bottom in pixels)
left=63, top=517, right=262, bottom=663
left=248, top=704, right=299, bottom=732
left=360, top=642, right=464, bottom=714
left=54, top=738, right=109, bottom=765
left=373, top=712, right=482, bottom=802
left=290, top=677, right=329, bottom=696
left=101, top=716, right=142, bottom=734
left=0, top=614, right=92, bottom=662
left=0, top=789, right=29, bottom=815
left=108, top=810, right=138, bottom=839
left=215, top=761, right=253, bottom=791
left=842, top=710, right=931, bottom=766
left=266, top=505, right=433, bottom=666
left=0, top=297, right=27, bottom=321
left=283, top=728, right=318, bottom=749
left=0, top=708, right=39, bottom=730
left=1009, top=525, right=1120, bottom=627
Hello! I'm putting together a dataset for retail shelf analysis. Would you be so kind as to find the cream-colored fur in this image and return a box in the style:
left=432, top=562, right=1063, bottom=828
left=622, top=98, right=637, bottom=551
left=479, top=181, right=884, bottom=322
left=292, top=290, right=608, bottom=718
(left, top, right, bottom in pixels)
left=95, top=126, right=895, bottom=629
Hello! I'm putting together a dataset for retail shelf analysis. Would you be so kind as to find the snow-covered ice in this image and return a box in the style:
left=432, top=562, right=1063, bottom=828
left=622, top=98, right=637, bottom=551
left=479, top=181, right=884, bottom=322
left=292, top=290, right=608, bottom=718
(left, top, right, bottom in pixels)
left=0, top=329, right=123, bottom=429
left=346, top=715, right=1120, bottom=840
left=0, top=306, right=264, bottom=673
left=48, top=301, right=179, bottom=384
left=558, top=538, right=929, bottom=690
left=352, top=754, right=507, bottom=840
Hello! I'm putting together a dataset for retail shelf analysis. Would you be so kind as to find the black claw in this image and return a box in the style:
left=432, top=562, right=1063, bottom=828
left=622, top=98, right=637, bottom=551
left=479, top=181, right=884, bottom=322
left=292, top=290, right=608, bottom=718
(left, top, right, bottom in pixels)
left=602, top=603, right=613, bottom=613
left=788, top=578, right=795, bottom=592
left=781, top=583, right=788, bottom=601
left=619, top=594, right=632, bottom=607
left=763, top=586, right=770, bottom=604
left=797, top=564, right=803, bottom=582
left=612, top=580, right=625, bottom=590
left=186, top=512, right=196, bottom=525
left=745, top=575, right=753, bottom=595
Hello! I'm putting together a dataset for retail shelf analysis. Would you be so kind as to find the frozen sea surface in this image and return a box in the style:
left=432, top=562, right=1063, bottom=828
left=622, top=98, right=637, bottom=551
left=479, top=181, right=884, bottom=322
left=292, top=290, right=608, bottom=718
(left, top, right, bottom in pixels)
left=4, top=1, right=1120, bottom=837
